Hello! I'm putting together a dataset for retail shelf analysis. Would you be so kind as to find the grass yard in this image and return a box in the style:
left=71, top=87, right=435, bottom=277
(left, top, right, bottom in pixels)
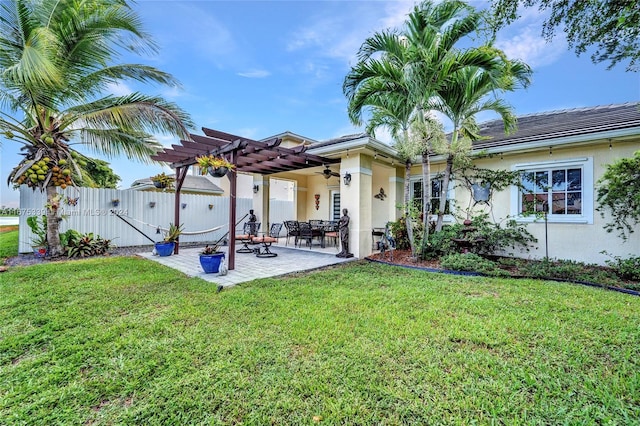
left=0, top=226, right=19, bottom=261
left=1, top=257, right=639, bottom=424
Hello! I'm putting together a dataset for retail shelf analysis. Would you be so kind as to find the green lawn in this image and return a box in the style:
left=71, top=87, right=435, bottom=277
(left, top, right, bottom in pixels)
left=0, top=227, right=19, bottom=261
left=1, top=257, right=639, bottom=424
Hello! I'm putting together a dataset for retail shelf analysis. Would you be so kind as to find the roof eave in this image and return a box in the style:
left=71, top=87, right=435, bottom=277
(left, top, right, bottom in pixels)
left=472, top=126, right=640, bottom=156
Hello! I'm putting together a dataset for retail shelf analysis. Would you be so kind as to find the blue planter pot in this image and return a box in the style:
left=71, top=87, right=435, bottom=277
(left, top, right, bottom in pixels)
left=155, top=241, right=175, bottom=257
left=200, top=252, right=225, bottom=273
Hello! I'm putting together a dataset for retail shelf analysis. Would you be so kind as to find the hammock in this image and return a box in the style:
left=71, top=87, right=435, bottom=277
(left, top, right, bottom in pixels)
left=116, top=213, right=226, bottom=235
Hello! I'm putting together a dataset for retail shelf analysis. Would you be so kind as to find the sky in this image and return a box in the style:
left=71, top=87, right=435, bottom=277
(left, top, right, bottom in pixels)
left=1, top=0, right=639, bottom=208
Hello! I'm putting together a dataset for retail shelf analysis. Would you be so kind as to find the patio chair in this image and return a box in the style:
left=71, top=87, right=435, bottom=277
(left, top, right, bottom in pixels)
left=297, top=221, right=314, bottom=249
left=323, top=222, right=339, bottom=249
left=235, top=221, right=261, bottom=253
left=283, top=220, right=300, bottom=246
left=251, top=223, right=283, bottom=258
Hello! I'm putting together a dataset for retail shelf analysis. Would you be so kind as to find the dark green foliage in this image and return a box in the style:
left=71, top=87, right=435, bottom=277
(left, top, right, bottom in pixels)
left=596, top=150, right=640, bottom=240
left=441, top=253, right=510, bottom=277
left=26, top=215, right=47, bottom=247
left=389, top=217, right=411, bottom=250
left=603, top=253, right=640, bottom=281
left=61, top=229, right=112, bottom=258
left=420, top=213, right=537, bottom=260
left=517, top=258, right=619, bottom=284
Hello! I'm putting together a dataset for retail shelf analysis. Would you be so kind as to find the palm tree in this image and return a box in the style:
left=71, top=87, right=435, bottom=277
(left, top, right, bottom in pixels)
left=344, top=0, right=507, bottom=256
left=344, top=29, right=427, bottom=256
left=428, top=56, right=532, bottom=230
left=0, top=0, right=194, bottom=257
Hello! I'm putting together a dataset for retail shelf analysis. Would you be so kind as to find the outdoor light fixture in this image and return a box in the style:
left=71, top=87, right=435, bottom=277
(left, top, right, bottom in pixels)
left=181, top=203, right=187, bottom=209
left=149, top=201, right=156, bottom=208
left=343, top=172, right=352, bottom=186
left=253, top=184, right=260, bottom=194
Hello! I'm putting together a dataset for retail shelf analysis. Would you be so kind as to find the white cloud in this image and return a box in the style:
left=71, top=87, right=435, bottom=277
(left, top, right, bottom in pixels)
left=285, top=1, right=417, bottom=66
left=496, top=25, right=566, bottom=68
left=237, top=69, right=271, bottom=78
left=154, top=133, right=179, bottom=149
left=161, top=85, right=185, bottom=99
left=148, top=3, right=236, bottom=64
left=494, top=5, right=566, bottom=68
left=379, top=0, right=416, bottom=30
left=105, top=82, right=133, bottom=97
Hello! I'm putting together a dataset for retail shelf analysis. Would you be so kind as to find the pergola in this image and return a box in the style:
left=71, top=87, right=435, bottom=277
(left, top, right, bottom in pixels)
left=151, top=128, right=340, bottom=270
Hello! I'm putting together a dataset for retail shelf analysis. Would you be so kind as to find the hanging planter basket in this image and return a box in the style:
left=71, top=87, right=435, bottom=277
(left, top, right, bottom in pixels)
left=153, top=181, right=167, bottom=189
left=208, top=166, right=229, bottom=178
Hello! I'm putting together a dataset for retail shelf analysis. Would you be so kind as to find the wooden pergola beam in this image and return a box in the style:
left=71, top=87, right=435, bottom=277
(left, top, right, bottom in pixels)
left=151, top=128, right=340, bottom=270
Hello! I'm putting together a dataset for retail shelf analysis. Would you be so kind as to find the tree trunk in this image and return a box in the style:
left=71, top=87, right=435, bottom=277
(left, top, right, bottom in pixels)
left=45, top=185, right=63, bottom=257
left=435, top=153, right=454, bottom=231
left=404, top=159, right=416, bottom=257
left=419, top=152, right=431, bottom=258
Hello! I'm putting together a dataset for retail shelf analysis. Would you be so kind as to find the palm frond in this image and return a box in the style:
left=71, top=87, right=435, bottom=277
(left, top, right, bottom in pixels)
left=63, top=93, right=194, bottom=139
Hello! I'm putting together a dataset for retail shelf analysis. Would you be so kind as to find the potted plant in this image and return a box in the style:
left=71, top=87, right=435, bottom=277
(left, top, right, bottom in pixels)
left=196, top=154, right=235, bottom=177
left=199, top=243, right=225, bottom=274
left=155, top=223, right=183, bottom=256
left=27, top=215, right=48, bottom=257
left=111, top=198, right=120, bottom=207
left=150, top=172, right=175, bottom=189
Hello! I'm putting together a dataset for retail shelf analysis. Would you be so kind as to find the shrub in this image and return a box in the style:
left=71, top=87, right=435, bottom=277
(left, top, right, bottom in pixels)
left=518, top=258, right=618, bottom=283
left=603, top=253, right=640, bottom=281
left=61, top=229, right=113, bottom=258
left=465, top=214, right=537, bottom=256
left=420, top=214, right=537, bottom=260
left=440, top=253, right=510, bottom=277
left=389, top=217, right=411, bottom=250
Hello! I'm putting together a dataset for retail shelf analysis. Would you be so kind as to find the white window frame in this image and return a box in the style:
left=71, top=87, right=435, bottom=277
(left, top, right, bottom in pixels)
left=510, top=157, right=593, bottom=224
left=410, top=174, right=455, bottom=222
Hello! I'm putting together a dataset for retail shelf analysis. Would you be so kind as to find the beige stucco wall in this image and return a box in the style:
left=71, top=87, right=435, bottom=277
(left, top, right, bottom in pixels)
left=426, top=139, right=640, bottom=265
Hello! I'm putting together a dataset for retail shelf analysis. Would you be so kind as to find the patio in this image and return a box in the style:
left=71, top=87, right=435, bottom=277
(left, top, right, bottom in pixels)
left=138, top=239, right=355, bottom=287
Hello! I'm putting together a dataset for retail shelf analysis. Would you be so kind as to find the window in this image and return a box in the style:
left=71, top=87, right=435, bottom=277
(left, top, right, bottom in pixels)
left=512, top=158, right=593, bottom=223
left=411, top=176, right=452, bottom=215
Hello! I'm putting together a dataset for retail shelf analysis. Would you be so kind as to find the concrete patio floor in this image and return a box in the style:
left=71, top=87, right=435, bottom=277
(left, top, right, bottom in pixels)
left=137, top=240, right=356, bottom=287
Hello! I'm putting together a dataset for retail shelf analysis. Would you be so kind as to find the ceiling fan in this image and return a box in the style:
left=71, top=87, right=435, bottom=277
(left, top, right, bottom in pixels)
left=316, top=165, right=340, bottom=179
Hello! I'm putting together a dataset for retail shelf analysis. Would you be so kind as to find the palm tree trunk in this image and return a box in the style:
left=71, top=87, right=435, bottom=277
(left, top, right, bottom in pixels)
left=435, top=153, right=454, bottom=231
left=45, top=186, right=63, bottom=257
left=419, top=152, right=431, bottom=258
left=404, top=159, right=416, bottom=257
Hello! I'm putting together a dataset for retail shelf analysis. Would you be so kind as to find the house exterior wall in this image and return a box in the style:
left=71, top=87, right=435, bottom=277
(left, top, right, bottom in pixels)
left=209, top=171, right=253, bottom=199
left=423, top=139, right=639, bottom=265
left=371, top=162, right=392, bottom=229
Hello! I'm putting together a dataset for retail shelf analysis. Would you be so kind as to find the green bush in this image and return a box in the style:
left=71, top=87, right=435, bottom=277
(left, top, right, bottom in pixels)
left=61, top=229, right=113, bottom=258
left=440, top=253, right=510, bottom=277
left=389, top=217, right=411, bottom=250
left=420, top=214, right=537, bottom=260
left=519, top=258, right=618, bottom=283
left=603, top=253, right=640, bottom=281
